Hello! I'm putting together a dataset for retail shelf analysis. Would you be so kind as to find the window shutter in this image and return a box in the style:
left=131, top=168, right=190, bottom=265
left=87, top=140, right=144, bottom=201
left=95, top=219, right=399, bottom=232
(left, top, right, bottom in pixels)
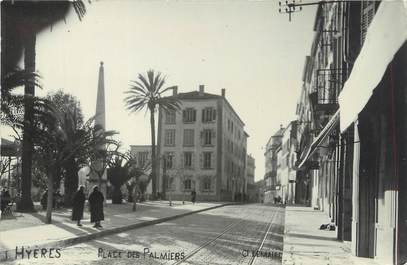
left=193, top=109, right=196, bottom=122
left=212, top=109, right=216, bottom=121
left=181, top=152, right=185, bottom=168
left=201, top=131, right=205, bottom=146
left=191, top=153, right=195, bottom=169
left=202, top=109, right=205, bottom=122
left=211, top=153, right=215, bottom=169
left=182, top=110, right=186, bottom=122
left=212, top=129, right=216, bottom=142
left=199, top=153, right=203, bottom=169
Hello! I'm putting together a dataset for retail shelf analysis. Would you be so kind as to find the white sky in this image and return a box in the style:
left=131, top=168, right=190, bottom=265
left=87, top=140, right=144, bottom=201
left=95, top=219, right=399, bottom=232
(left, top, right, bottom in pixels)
left=18, top=0, right=317, bottom=181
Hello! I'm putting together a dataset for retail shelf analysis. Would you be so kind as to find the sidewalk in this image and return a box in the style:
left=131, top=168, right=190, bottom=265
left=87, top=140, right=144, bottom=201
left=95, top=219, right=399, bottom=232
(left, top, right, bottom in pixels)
left=282, top=206, right=380, bottom=265
left=0, top=200, right=227, bottom=261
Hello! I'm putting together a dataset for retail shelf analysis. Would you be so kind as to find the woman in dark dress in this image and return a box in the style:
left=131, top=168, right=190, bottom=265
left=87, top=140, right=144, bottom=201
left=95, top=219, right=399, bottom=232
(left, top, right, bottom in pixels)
left=71, top=186, right=86, bottom=226
left=191, top=190, right=196, bottom=204
left=88, top=186, right=104, bottom=228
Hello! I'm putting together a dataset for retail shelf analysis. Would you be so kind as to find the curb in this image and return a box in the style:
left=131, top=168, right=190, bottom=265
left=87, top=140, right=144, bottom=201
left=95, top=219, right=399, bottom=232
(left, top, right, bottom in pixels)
left=0, top=203, right=232, bottom=262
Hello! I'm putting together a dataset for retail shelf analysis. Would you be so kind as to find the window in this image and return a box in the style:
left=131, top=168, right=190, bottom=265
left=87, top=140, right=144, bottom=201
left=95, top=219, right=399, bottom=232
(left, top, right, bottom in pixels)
left=184, top=179, right=192, bottom=190
left=165, top=110, right=176, bottom=124
left=184, top=152, right=193, bottom=168
left=202, top=107, right=216, bottom=122
left=183, top=108, right=196, bottom=123
left=203, top=152, right=212, bottom=169
left=164, top=152, right=174, bottom=169
left=202, top=129, right=215, bottom=146
left=203, top=178, right=211, bottom=191
left=137, top=152, right=149, bottom=166
left=183, top=129, right=195, bottom=146
left=164, top=129, right=175, bottom=146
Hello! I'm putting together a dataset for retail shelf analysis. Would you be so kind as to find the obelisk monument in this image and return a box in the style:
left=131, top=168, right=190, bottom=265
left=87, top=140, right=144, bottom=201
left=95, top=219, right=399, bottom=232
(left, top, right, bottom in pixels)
left=88, top=61, right=107, bottom=197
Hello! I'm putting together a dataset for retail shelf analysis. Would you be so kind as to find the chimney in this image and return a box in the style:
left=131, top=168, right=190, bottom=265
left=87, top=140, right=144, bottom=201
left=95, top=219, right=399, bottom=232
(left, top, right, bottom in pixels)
left=199, top=84, right=204, bottom=95
left=172, top=86, right=178, bottom=96
left=221, top=88, right=226, bottom=97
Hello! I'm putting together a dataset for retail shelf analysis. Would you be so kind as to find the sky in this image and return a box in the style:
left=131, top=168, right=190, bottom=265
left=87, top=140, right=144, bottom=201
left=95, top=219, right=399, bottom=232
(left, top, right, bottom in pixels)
left=13, top=0, right=317, bottom=181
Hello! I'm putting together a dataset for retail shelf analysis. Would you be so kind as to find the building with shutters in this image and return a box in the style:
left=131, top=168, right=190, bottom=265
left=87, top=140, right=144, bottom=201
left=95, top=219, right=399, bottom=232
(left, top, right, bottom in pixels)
left=156, top=85, right=248, bottom=202
left=291, top=1, right=406, bottom=264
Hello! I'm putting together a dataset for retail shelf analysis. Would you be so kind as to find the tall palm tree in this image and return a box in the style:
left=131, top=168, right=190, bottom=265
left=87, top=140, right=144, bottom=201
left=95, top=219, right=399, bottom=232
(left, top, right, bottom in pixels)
left=124, top=70, right=180, bottom=198
left=2, top=0, right=89, bottom=211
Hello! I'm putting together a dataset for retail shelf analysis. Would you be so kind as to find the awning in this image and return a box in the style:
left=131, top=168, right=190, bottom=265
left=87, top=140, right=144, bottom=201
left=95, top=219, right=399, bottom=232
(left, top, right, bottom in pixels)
left=338, top=0, right=407, bottom=132
left=296, top=110, right=339, bottom=170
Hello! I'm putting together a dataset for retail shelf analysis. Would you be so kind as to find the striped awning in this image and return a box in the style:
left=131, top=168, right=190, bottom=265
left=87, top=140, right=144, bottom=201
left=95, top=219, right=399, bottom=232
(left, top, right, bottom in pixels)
left=295, top=110, right=339, bottom=170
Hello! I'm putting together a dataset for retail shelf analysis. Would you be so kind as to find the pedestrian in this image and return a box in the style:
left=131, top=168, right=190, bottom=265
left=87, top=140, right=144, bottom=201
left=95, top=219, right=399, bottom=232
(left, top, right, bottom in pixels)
left=71, top=185, right=86, bottom=226
left=88, top=186, right=104, bottom=228
left=191, top=190, right=196, bottom=204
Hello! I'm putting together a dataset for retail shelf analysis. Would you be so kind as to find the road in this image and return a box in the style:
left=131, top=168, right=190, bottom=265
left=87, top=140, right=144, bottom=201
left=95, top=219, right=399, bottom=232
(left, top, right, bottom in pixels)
left=5, top=204, right=285, bottom=265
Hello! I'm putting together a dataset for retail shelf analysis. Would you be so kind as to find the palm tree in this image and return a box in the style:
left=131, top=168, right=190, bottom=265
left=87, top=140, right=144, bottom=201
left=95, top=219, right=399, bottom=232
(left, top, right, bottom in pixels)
left=124, top=70, right=180, bottom=198
left=2, top=0, right=89, bottom=212
left=30, top=100, right=117, bottom=223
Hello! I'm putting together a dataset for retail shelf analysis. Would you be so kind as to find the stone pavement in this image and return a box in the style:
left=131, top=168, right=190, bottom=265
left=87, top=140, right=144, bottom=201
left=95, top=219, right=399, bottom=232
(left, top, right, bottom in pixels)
left=282, top=206, right=381, bottom=265
left=0, top=200, right=227, bottom=261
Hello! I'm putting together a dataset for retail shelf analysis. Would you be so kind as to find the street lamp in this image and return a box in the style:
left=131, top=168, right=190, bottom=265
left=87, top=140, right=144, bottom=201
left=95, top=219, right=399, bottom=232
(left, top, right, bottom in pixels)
left=278, top=0, right=349, bottom=22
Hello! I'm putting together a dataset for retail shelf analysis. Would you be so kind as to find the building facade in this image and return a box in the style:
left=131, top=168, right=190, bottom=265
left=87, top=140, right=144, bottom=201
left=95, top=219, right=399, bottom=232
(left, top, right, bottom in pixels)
left=263, top=126, right=284, bottom=203
left=246, top=154, right=255, bottom=185
left=157, top=85, right=248, bottom=202
left=293, top=1, right=407, bottom=264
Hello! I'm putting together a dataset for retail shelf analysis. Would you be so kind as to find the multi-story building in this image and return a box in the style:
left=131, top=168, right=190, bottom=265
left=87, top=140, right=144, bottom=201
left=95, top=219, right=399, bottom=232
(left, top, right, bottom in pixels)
left=246, top=154, right=255, bottom=185
left=263, top=126, right=284, bottom=203
left=157, top=85, right=248, bottom=202
left=292, top=1, right=407, bottom=263
left=129, top=145, right=155, bottom=195
left=130, top=145, right=153, bottom=168
left=281, top=121, right=298, bottom=204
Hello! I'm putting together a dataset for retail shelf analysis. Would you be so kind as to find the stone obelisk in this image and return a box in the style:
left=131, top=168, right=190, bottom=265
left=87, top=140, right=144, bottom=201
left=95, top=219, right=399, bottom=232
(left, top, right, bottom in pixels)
left=88, top=61, right=107, bottom=197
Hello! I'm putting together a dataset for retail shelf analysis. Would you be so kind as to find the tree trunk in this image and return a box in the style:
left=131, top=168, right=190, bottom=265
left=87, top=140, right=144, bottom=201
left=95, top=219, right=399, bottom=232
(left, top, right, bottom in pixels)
left=18, top=30, right=36, bottom=212
left=63, top=159, right=78, bottom=207
left=150, top=108, right=157, bottom=198
left=46, top=168, right=54, bottom=224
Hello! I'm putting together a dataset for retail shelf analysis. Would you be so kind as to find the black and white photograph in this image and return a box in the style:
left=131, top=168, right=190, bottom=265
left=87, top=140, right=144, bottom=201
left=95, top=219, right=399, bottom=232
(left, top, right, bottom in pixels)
left=0, top=0, right=406, bottom=264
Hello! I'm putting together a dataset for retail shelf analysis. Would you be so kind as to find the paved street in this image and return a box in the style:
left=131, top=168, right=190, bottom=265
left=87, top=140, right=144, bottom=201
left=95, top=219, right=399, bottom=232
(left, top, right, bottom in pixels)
left=3, top=204, right=284, bottom=265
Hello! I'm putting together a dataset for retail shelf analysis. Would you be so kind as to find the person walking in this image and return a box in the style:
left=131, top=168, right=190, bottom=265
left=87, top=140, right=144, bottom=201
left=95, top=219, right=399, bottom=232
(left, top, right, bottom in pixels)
left=191, top=190, right=196, bottom=204
left=88, top=186, right=104, bottom=228
left=71, top=186, right=86, bottom=226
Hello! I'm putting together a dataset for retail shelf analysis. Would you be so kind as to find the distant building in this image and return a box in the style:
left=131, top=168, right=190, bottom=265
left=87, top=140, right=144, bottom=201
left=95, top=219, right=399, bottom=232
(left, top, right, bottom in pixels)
left=157, top=85, right=248, bottom=202
left=246, top=154, right=255, bottom=185
left=263, top=126, right=284, bottom=203
left=129, top=145, right=154, bottom=194
left=280, top=121, right=298, bottom=204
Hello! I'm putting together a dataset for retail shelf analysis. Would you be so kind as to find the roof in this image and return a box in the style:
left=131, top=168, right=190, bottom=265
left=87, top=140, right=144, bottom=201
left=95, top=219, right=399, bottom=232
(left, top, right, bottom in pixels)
left=167, top=90, right=246, bottom=126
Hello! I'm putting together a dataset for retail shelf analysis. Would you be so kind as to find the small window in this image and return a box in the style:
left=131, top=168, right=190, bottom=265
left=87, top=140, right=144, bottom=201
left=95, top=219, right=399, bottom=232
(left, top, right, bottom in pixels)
left=183, top=129, right=195, bottom=146
left=164, top=152, right=174, bottom=169
left=165, top=110, right=176, bottom=124
left=183, top=108, right=196, bottom=123
left=184, top=152, right=193, bottom=168
left=202, top=107, right=216, bottom=123
left=137, top=152, right=149, bottom=166
left=184, top=179, right=192, bottom=190
left=164, top=129, right=175, bottom=146
left=202, top=129, right=215, bottom=146
left=203, top=178, right=211, bottom=191
left=203, top=152, right=212, bottom=169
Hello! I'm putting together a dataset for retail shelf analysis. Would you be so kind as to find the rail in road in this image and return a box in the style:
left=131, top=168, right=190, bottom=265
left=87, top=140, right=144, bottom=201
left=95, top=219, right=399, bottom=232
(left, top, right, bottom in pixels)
left=169, top=206, right=284, bottom=265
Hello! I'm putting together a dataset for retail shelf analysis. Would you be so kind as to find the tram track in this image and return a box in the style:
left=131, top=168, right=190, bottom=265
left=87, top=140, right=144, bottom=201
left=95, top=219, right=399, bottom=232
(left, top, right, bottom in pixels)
left=169, top=207, right=283, bottom=265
